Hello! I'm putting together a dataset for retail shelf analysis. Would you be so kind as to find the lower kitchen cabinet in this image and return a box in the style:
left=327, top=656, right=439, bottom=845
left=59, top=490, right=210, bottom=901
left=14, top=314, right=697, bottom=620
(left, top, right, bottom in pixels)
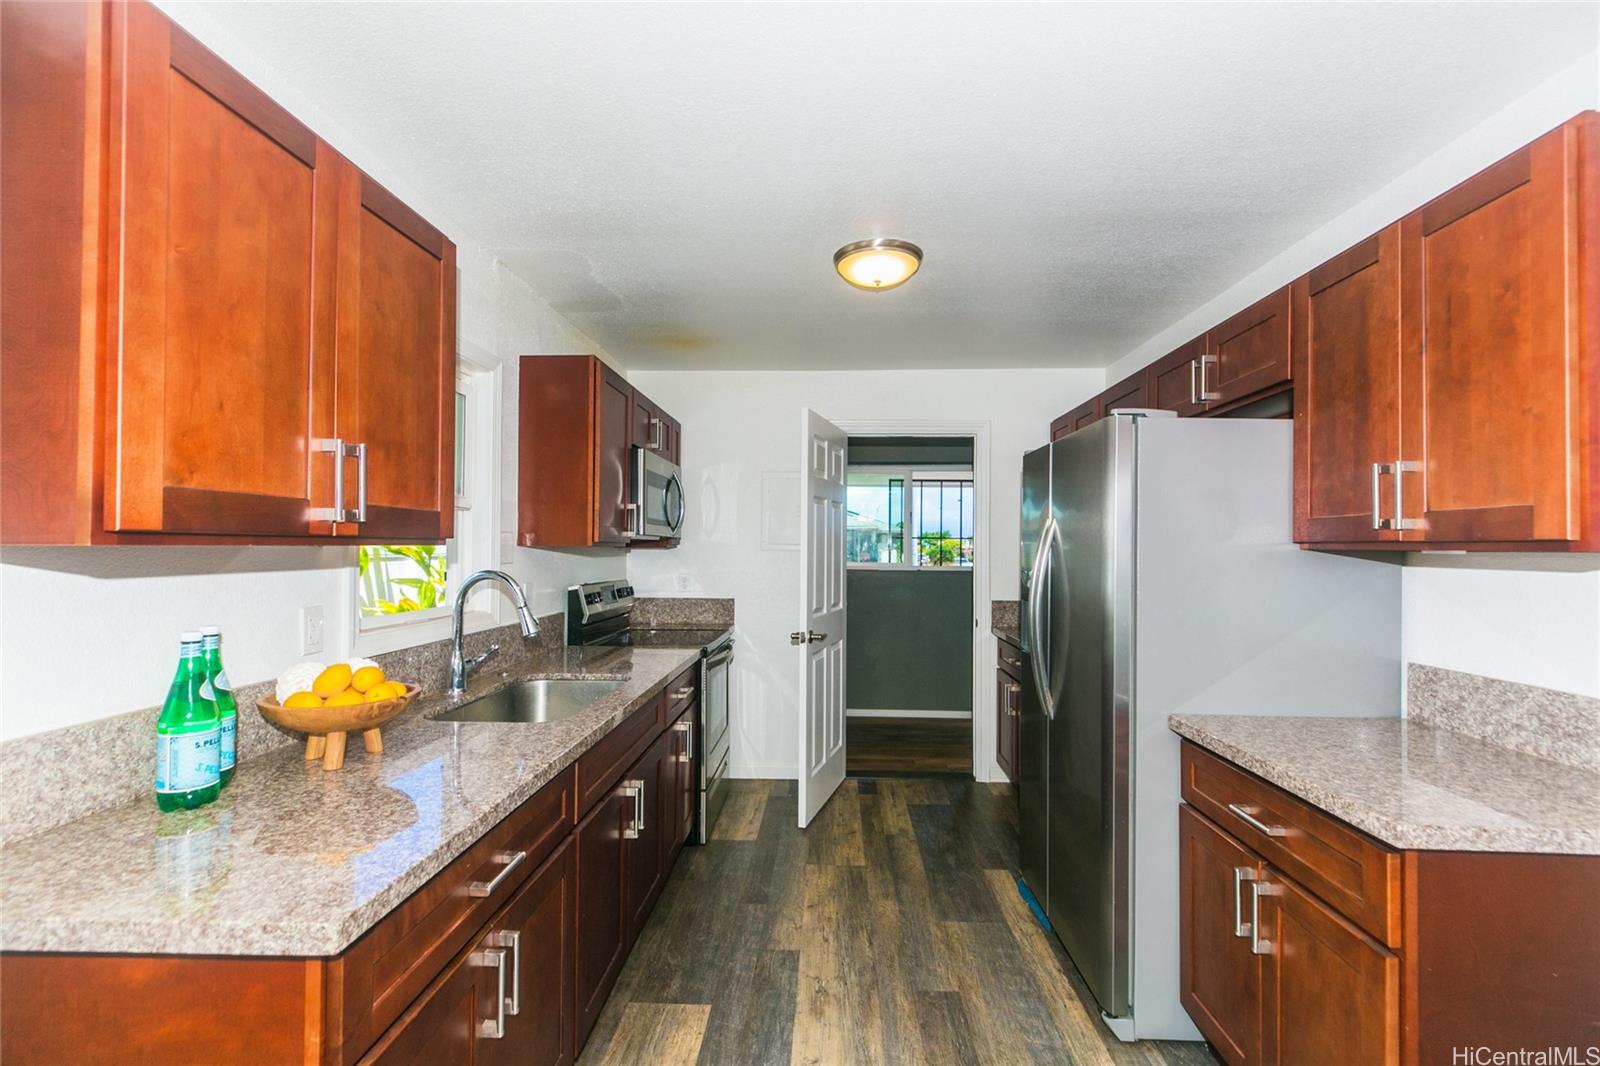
left=362, top=833, right=576, bottom=1066
left=1178, top=806, right=1261, bottom=1066
left=358, top=936, right=495, bottom=1066
left=479, top=839, right=576, bottom=1066
left=1257, top=868, right=1398, bottom=1066
left=995, top=641, right=1021, bottom=783
left=624, top=728, right=671, bottom=943
left=1179, top=741, right=1598, bottom=1066
left=574, top=782, right=633, bottom=1049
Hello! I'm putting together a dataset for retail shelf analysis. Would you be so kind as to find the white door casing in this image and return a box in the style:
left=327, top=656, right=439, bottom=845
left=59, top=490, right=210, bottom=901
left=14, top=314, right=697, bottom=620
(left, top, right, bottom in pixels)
left=797, top=408, right=848, bottom=828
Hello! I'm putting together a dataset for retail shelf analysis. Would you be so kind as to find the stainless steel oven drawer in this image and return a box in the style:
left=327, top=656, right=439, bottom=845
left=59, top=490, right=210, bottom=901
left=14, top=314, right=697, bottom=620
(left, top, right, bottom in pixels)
left=699, top=746, right=731, bottom=843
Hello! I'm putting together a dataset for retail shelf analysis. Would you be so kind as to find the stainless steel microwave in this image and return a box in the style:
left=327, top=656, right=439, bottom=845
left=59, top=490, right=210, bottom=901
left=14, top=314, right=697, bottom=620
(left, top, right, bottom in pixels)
left=632, top=447, right=685, bottom=539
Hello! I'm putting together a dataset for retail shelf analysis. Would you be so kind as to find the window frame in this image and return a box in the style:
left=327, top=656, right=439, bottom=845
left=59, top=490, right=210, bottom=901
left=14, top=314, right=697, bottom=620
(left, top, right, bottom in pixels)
left=846, top=463, right=974, bottom=573
left=346, top=350, right=505, bottom=657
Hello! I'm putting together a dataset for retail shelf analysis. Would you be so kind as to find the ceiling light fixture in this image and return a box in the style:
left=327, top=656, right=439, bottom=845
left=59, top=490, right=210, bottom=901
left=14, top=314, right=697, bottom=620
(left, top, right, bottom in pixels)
left=833, top=238, right=923, bottom=292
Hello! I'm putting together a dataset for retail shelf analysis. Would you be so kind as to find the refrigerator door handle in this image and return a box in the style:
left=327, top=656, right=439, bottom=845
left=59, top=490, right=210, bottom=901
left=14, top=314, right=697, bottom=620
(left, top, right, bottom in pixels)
left=1029, top=518, right=1060, bottom=720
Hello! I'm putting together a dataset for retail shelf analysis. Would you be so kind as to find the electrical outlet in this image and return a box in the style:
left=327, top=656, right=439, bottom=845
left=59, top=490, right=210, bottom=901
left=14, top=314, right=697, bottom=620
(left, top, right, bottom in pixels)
left=676, top=573, right=692, bottom=592
left=300, top=605, right=324, bottom=656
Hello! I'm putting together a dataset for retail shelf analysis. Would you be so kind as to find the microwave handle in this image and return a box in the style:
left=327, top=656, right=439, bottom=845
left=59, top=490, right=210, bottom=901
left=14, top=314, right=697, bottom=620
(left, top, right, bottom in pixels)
left=667, top=473, right=686, bottom=535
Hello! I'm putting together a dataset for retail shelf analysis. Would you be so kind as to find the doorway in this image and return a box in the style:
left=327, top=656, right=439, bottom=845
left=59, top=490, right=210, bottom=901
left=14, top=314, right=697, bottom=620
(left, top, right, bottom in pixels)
left=841, top=434, right=979, bottom=777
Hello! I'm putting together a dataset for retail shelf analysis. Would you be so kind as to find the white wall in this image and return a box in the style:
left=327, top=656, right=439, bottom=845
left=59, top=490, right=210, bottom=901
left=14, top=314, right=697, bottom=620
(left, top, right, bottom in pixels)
left=1402, top=558, right=1600, bottom=699
left=0, top=12, right=629, bottom=742
left=624, top=368, right=1101, bottom=779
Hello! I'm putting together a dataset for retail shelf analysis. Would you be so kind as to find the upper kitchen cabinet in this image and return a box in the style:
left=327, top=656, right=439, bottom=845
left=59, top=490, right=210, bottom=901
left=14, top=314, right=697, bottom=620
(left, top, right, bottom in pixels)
left=1206, top=285, right=1292, bottom=409
left=1050, top=399, right=1097, bottom=441
left=519, top=355, right=632, bottom=548
left=1292, top=227, right=1404, bottom=544
left=330, top=166, right=457, bottom=543
left=1146, top=335, right=1213, bottom=417
left=1296, top=112, right=1599, bottom=550
left=1396, top=114, right=1597, bottom=547
left=629, top=389, right=681, bottom=464
left=1100, top=370, right=1150, bottom=416
left=0, top=0, right=458, bottom=545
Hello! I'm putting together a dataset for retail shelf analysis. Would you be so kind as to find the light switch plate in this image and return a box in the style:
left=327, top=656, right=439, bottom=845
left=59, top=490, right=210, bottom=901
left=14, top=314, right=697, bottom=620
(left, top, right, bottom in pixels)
left=300, top=605, right=324, bottom=655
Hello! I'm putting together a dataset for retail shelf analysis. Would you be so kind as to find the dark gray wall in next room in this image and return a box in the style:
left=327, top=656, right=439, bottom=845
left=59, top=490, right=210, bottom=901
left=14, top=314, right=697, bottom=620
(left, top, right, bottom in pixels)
left=847, top=436, right=974, bottom=466
left=846, top=569, right=973, bottom=713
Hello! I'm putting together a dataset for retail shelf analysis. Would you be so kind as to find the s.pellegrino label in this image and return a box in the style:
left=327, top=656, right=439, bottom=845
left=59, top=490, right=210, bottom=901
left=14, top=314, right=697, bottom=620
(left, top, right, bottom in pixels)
left=156, top=633, right=222, bottom=810
left=155, top=729, right=221, bottom=793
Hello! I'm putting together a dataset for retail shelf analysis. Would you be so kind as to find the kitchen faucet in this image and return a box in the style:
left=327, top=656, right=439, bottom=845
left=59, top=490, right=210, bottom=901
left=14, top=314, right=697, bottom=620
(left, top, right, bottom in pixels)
left=448, top=569, right=540, bottom=695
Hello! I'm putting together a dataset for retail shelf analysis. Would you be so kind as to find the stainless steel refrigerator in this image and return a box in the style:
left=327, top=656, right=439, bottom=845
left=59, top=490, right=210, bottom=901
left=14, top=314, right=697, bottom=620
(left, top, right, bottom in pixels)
left=1017, top=412, right=1401, bottom=1042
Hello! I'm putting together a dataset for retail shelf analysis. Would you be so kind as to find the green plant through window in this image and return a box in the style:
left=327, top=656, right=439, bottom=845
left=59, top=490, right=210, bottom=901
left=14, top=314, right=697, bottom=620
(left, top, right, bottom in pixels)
left=358, top=545, right=448, bottom=616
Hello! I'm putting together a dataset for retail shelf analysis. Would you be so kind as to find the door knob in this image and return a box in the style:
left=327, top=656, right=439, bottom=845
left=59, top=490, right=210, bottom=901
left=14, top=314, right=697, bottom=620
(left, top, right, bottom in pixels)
left=789, top=631, right=825, bottom=645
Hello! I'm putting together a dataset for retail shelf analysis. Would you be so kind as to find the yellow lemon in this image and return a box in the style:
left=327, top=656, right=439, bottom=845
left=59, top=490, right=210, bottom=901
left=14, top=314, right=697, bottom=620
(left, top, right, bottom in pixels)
left=312, top=663, right=352, bottom=698
left=324, top=689, right=363, bottom=708
left=351, top=665, right=386, bottom=693
left=283, top=691, right=323, bottom=709
left=365, top=683, right=397, bottom=703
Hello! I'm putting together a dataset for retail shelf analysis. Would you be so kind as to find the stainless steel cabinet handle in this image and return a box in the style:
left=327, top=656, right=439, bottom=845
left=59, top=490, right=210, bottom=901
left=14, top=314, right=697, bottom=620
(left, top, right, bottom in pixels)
left=1197, top=353, right=1220, bottom=401
left=467, top=850, right=527, bottom=897
left=648, top=417, right=664, bottom=450
left=1370, top=461, right=1391, bottom=530
left=674, top=719, right=693, bottom=762
left=1392, top=459, right=1421, bottom=531
left=477, top=946, right=508, bottom=1038
left=1232, top=866, right=1257, bottom=937
left=1002, top=682, right=1020, bottom=717
left=492, top=930, right=521, bottom=1015
left=1227, top=803, right=1287, bottom=838
left=1189, top=358, right=1200, bottom=406
left=622, top=779, right=645, bottom=838
left=671, top=686, right=696, bottom=701
left=350, top=441, right=368, bottom=522
left=311, top=438, right=365, bottom=523
left=1249, top=880, right=1274, bottom=956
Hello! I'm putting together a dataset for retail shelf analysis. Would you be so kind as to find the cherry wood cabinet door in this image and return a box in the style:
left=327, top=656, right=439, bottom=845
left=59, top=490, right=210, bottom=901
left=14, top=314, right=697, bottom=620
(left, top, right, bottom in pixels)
left=1051, top=399, right=1096, bottom=440
left=480, top=839, right=575, bottom=1066
left=624, top=729, right=672, bottom=946
left=332, top=166, right=456, bottom=542
left=595, top=363, right=633, bottom=546
left=1293, top=228, right=1404, bottom=544
left=1179, top=806, right=1262, bottom=1066
left=1258, top=869, right=1398, bottom=1066
left=574, top=786, right=631, bottom=1052
left=1398, top=114, right=1594, bottom=544
left=995, top=668, right=1019, bottom=782
left=358, top=935, right=493, bottom=1065
left=1207, top=286, right=1292, bottom=408
left=106, top=2, right=337, bottom=536
left=1146, top=335, right=1210, bottom=416
left=1100, top=371, right=1149, bottom=415
left=668, top=711, right=696, bottom=867
left=630, top=390, right=661, bottom=453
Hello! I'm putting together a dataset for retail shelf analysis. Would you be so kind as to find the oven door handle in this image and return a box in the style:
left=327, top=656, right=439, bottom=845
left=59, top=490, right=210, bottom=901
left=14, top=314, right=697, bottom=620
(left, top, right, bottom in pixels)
left=704, top=646, right=734, bottom=670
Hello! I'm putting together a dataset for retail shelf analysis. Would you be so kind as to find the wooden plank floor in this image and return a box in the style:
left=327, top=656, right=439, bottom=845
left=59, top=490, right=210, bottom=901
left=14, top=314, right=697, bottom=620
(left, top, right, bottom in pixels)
left=579, top=778, right=1218, bottom=1066
left=845, top=718, right=973, bottom=775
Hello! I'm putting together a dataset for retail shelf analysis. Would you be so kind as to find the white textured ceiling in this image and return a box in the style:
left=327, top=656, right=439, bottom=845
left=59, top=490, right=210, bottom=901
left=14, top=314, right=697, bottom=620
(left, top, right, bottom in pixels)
left=167, top=2, right=1596, bottom=370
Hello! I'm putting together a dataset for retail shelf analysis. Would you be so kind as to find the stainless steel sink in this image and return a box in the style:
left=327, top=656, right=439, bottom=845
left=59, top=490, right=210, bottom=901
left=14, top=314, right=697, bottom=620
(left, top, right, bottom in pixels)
left=433, top=678, right=624, bottom=725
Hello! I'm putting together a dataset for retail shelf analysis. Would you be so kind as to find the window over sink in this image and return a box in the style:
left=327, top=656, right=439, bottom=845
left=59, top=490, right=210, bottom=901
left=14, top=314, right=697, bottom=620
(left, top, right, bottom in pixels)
left=350, top=352, right=503, bottom=655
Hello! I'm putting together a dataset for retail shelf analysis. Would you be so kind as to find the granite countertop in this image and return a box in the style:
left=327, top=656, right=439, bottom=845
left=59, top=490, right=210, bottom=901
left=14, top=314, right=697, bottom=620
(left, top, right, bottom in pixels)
left=0, top=645, right=701, bottom=957
left=1170, top=714, right=1600, bottom=855
left=993, top=624, right=1021, bottom=646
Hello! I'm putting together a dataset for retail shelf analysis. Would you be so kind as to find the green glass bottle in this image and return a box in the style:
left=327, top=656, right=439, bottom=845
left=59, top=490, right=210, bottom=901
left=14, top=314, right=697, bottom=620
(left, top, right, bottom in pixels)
left=155, top=632, right=221, bottom=812
left=199, top=626, right=237, bottom=788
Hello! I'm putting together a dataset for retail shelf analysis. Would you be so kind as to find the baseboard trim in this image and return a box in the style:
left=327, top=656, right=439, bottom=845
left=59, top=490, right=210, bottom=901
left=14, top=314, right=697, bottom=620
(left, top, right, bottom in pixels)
left=846, top=708, right=972, bottom=720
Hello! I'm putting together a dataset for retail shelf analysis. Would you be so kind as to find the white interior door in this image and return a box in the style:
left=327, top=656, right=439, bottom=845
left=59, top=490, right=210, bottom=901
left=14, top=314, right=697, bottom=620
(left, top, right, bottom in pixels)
left=796, top=408, right=848, bottom=828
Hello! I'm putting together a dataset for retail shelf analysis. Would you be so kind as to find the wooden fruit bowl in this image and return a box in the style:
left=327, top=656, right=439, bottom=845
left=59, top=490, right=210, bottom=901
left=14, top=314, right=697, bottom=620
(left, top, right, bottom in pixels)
left=257, top=684, right=420, bottom=771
